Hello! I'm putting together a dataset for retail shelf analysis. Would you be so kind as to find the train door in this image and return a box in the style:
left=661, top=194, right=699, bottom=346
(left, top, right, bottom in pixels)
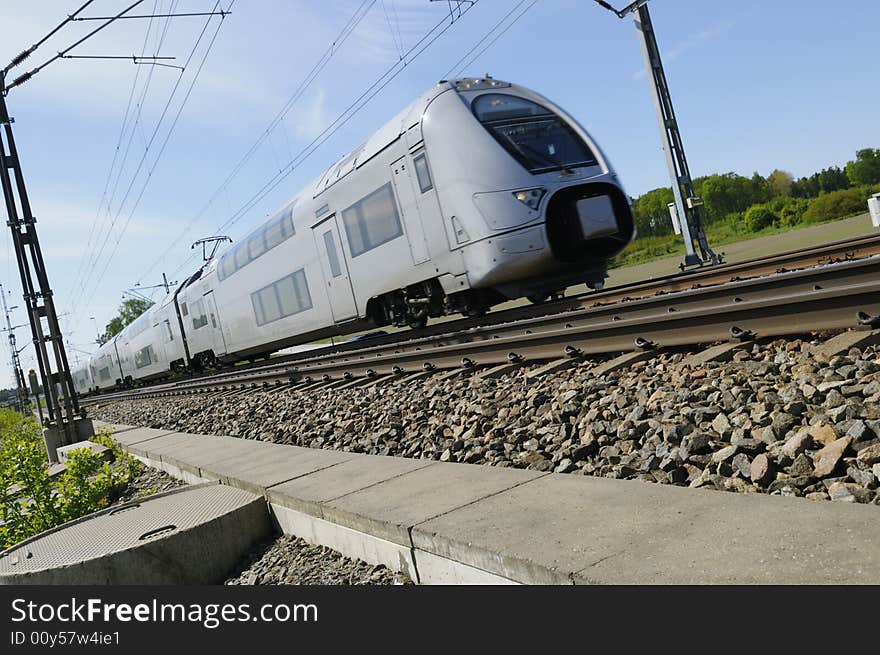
left=312, top=215, right=358, bottom=322
left=390, top=155, right=430, bottom=264
left=203, top=291, right=227, bottom=356
left=408, top=148, right=450, bottom=250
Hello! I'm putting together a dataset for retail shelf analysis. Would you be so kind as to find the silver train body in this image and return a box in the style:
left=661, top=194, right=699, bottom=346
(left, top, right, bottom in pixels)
left=74, top=77, right=635, bottom=393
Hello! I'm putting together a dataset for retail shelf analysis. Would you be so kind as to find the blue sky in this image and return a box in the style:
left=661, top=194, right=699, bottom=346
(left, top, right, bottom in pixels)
left=0, top=0, right=877, bottom=387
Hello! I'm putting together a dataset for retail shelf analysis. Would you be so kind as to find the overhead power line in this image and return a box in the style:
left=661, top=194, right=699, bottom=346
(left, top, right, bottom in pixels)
left=3, top=0, right=98, bottom=74
left=136, top=0, right=379, bottom=285
left=74, top=2, right=234, bottom=317
left=444, top=0, right=538, bottom=79
left=73, top=10, right=230, bottom=21
left=4, top=0, right=149, bottom=92
left=66, top=0, right=178, bottom=314
left=160, top=0, right=482, bottom=284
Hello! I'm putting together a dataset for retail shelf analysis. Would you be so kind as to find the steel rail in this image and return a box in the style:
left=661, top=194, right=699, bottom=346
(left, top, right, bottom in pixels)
left=91, top=231, right=880, bottom=393
left=85, top=255, right=880, bottom=403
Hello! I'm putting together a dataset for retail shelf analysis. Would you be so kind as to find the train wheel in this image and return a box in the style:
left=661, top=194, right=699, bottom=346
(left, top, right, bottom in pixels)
left=407, top=315, right=428, bottom=330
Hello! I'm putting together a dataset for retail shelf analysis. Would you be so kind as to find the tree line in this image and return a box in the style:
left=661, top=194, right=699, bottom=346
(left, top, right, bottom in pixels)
left=632, top=147, right=880, bottom=238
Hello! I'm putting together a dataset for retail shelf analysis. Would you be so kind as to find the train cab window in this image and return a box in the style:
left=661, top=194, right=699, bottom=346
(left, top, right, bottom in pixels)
left=323, top=230, right=342, bottom=277
left=472, top=93, right=597, bottom=174
left=192, top=299, right=209, bottom=330
left=341, top=183, right=403, bottom=257
left=163, top=319, right=174, bottom=342
left=413, top=153, right=433, bottom=193
left=180, top=302, right=188, bottom=317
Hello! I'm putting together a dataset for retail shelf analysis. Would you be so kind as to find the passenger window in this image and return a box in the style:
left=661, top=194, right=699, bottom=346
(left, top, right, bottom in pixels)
left=291, top=270, right=312, bottom=312
left=264, top=216, right=286, bottom=250
left=192, top=299, right=208, bottom=330
left=164, top=319, right=174, bottom=342
left=134, top=345, right=153, bottom=369
left=259, top=286, right=282, bottom=324
left=251, top=269, right=312, bottom=326
left=341, top=183, right=403, bottom=257
left=275, top=275, right=299, bottom=317
left=248, top=233, right=267, bottom=260
left=323, top=231, right=342, bottom=277
left=414, top=153, right=433, bottom=193
left=218, top=254, right=234, bottom=281
left=234, top=242, right=249, bottom=271
left=180, top=302, right=188, bottom=317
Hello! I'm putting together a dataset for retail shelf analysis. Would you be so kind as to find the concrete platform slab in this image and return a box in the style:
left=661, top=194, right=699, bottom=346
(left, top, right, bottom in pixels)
left=106, top=424, right=880, bottom=585
left=199, top=443, right=356, bottom=495
left=104, top=426, right=175, bottom=448
left=267, top=455, right=434, bottom=518
left=269, top=503, right=418, bottom=580
left=126, top=431, right=216, bottom=460
left=412, top=473, right=880, bottom=585
left=92, top=421, right=138, bottom=435
left=414, top=548, right=520, bottom=585
left=322, top=463, right=544, bottom=547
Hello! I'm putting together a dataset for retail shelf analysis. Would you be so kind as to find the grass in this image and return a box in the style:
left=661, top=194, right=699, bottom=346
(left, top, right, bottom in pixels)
left=611, top=209, right=872, bottom=270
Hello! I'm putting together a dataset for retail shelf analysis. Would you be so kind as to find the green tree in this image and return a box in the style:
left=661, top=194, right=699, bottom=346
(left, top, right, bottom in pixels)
left=100, top=298, right=153, bottom=344
left=700, top=173, right=761, bottom=222
left=817, top=166, right=850, bottom=193
left=767, top=169, right=794, bottom=196
left=632, top=186, right=675, bottom=237
left=845, top=148, right=880, bottom=186
left=791, top=173, right=821, bottom=198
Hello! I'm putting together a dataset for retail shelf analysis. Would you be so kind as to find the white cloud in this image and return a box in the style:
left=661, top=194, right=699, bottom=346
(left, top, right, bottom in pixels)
left=293, top=88, right=329, bottom=141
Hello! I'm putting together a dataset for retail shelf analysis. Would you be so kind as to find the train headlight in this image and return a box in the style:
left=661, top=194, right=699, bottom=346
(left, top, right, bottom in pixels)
left=513, top=188, right=546, bottom=211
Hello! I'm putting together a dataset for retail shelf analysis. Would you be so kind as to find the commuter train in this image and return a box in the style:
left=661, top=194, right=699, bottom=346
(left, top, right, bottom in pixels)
left=73, top=76, right=635, bottom=393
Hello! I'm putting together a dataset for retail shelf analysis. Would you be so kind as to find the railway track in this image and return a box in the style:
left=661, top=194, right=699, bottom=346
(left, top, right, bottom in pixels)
left=83, top=232, right=880, bottom=405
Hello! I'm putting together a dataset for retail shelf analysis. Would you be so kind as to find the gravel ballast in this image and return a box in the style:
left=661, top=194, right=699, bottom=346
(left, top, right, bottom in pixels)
left=92, top=337, right=880, bottom=505
left=111, top=463, right=187, bottom=505
left=225, top=535, right=411, bottom=585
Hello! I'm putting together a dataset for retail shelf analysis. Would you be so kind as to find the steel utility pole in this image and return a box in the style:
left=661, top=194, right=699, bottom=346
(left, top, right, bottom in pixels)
left=594, top=0, right=722, bottom=268
left=0, top=283, right=29, bottom=414
left=0, top=71, right=91, bottom=456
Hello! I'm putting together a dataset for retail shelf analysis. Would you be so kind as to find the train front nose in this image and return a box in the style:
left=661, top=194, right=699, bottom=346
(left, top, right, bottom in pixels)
left=544, top=182, right=635, bottom=262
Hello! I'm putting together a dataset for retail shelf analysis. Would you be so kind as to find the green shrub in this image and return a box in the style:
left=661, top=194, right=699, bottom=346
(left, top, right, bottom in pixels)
left=744, top=205, right=779, bottom=232
left=778, top=197, right=811, bottom=226
left=0, top=410, right=140, bottom=549
left=801, top=186, right=873, bottom=223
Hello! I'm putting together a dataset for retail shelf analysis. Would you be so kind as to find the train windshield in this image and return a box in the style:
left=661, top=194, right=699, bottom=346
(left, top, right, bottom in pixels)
left=472, top=94, right=597, bottom=174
